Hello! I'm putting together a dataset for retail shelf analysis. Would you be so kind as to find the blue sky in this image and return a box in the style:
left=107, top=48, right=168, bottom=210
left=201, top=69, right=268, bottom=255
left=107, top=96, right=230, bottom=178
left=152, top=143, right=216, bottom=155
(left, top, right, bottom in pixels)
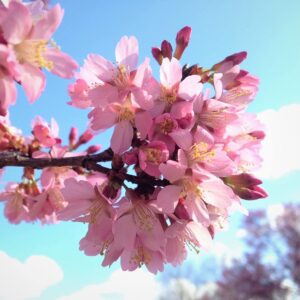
left=1, top=0, right=300, bottom=299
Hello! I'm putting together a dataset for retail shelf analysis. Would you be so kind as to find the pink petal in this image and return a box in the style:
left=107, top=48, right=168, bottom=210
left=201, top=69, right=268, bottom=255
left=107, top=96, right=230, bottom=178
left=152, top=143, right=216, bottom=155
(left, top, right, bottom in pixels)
left=115, top=36, right=139, bottom=71
left=169, top=129, right=192, bottom=151
left=131, top=88, right=153, bottom=110
left=59, top=179, right=95, bottom=220
left=135, top=111, right=152, bottom=139
left=177, top=149, right=188, bottom=167
left=187, top=221, right=212, bottom=250
left=201, top=179, right=234, bottom=208
left=0, top=75, right=16, bottom=116
left=178, top=75, right=202, bottom=101
left=18, top=63, right=46, bottom=103
left=132, top=57, right=151, bottom=87
left=194, top=126, right=214, bottom=145
left=170, top=101, right=193, bottom=119
left=159, top=161, right=186, bottom=183
left=89, top=84, right=118, bottom=107
left=160, top=57, right=182, bottom=88
left=29, top=4, right=63, bottom=40
left=85, top=54, right=115, bottom=82
left=213, top=73, right=223, bottom=99
left=88, top=107, right=117, bottom=131
left=113, top=214, right=136, bottom=250
left=45, top=48, right=78, bottom=78
left=40, top=169, right=55, bottom=189
left=156, top=185, right=181, bottom=214
left=111, top=121, right=133, bottom=154
left=2, top=1, right=32, bottom=44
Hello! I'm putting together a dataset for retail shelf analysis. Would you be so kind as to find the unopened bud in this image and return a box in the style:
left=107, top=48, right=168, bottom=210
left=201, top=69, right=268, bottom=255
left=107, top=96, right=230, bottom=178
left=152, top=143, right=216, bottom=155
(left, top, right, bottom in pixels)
left=161, top=40, right=173, bottom=60
left=224, top=173, right=268, bottom=200
left=152, top=47, right=163, bottom=65
left=86, top=144, right=101, bottom=154
left=78, top=129, right=94, bottom=145
left=174, top=198, right=191, bottom=220
left=69, top=127, right=78, bottom=147
left=174, top=26, right=192, bottom=60
left=123, top=151, right=138, bottom=165
left=212, top=51, right=247, bottom=72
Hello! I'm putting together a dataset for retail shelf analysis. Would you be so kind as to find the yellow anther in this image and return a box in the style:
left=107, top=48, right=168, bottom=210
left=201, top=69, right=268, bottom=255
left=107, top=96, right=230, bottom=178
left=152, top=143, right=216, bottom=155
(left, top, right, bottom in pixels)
left=145, top=148, right=161, bottom=164
left=133, top=203, right=155, bottom=232
left=160, top=86, right=177, bottom=104
left=88, top=202, right=105, bottom=224
left=14, top=39, right=54, bottom=70
left=225, top=87, right=251, bottom=101
left=114, top=64, right=129, bottom=87
left=129, top=246, right=151, bottom=267
left=189, top=142, right=216, bottom=163
left=117, top=105, right=135, bottom=122
left=159, top=118, right=175, bottom=134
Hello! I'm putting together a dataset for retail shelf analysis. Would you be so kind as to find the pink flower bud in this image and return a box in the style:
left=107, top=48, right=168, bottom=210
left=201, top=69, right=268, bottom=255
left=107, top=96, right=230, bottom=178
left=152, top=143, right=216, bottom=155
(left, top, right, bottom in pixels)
left=152, top=47, right=163, bottom=65
left=224, top=173, right=268, bottom=200
left=212, top=51, right=247, bottom=72
left=69, top=127, right=78, bottom=147
left=78, top=129, right=94, bottom=145
left=86, top=144, right=101, bottom=154
left=161, top=40, right=173, bottom=60
left=174, top=26, right=192, bottom=60
left=123, top=150, right=138, bottom=165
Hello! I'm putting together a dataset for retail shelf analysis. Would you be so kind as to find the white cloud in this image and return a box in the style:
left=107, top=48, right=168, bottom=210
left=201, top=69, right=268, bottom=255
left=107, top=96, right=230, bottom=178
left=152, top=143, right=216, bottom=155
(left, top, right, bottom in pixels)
left=58, top=269, right=162, bottom=300
left=256, top=103, right=300, bottom=179
left=266, top=203, right=285, bottom=228
left=209, top=241, right=243, bottom=267
left=0, top=251, right=63, bottom=300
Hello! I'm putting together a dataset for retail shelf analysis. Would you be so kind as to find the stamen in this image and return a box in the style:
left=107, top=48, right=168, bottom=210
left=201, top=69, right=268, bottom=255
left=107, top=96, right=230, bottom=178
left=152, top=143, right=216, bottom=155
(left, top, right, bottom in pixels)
left=159, top=118, right=175, bottom=134
left=129, top=246, right=151, bottom=267
left=145, top=148, right=161, bottom=164
left=224, top=87, right=252, bottom=102
left=117, top=105, right=135, bottom=122
left=133, top=203, right=155, bottom=231
left=14, top=39, right=54, bottom=70
left=189, top=142, right=216, bottom=163
left=161, top=86, right=177, bottom=104
left=114, top=64, right=129, bottom=87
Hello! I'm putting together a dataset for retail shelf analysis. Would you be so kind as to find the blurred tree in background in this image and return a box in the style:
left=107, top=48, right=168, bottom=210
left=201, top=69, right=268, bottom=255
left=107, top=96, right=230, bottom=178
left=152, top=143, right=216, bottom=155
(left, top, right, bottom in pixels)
left=160, top=203, right=300, bottom=300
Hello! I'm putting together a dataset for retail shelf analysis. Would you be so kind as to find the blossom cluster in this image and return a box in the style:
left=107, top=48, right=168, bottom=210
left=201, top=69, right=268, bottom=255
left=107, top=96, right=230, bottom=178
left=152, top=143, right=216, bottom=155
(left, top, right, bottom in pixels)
left=0, top=0, right=77, bottom=115
left=0, top=0, right=267, bottom=274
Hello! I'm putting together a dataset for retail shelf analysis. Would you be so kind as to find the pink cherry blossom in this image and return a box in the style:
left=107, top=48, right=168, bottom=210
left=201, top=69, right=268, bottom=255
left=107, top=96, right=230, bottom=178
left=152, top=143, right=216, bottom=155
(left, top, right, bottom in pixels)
left=33, top=145, right=78, bottom=189
left=0, top=44, right=18, bottom=115
left=138, top=140, right=169, bottom=177
left=32, top=116, right=60, bottom=147
left=165, top=220, right=212, bottom=266
left=0, top=1, right=78, bottom=103
left=155, top=57, right=202, bottom=112
left=0, top=183, right=30, bottom=224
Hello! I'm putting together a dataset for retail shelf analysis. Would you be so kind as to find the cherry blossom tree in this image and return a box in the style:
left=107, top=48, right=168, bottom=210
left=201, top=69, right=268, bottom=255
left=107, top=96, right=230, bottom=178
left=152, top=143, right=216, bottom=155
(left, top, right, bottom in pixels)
left=0, top=0, right=267, bottom=273
left=159, top=203, right=300, bottom=299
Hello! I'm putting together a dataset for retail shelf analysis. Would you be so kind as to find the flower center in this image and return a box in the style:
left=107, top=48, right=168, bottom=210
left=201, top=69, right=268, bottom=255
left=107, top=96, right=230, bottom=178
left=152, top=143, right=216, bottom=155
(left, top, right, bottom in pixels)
left=114, top=64, right=129, bottom=88
left=180, top=177, right=203, bottom=198
left=145, top=148, right=162, bottom=164
left=117, top=105, right=135, bottom=122
left=14, top=39, right=54, bottom=70
left=161, top=86, right=177, bottom=104
left=224, top=87, right=252, bottom=102
left=130, top=246, right=152, bottom=267
left=158, top=118, right=176, bottom=134
left=133, top=203, right=155, bottom=232
left=189, top=142, right=216, bottom=163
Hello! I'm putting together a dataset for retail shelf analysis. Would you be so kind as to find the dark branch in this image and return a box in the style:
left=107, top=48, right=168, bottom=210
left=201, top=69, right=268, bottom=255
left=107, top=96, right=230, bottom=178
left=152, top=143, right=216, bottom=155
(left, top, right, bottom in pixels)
left=0, top=149, right=113, bottom=169
left=0, top=149, right=169, bottom=187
